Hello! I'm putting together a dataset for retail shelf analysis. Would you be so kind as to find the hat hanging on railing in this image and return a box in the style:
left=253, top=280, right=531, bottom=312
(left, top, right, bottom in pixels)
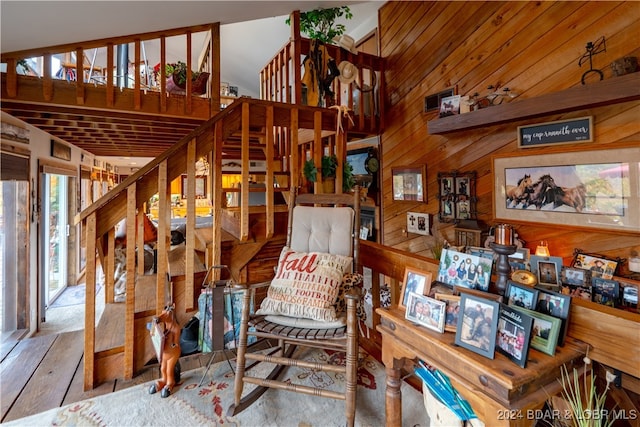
left=334, top=35, right=358, bottom=54
left=338, top=61, right=358, bottom=85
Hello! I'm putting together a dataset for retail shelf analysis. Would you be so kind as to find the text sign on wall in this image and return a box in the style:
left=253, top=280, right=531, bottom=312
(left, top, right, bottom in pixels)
left=517, top=116, right=593, bottom=148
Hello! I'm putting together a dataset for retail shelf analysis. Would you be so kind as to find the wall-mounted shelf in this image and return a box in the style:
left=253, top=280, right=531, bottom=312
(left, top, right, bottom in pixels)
left=427, top=72, right=640, bottom=135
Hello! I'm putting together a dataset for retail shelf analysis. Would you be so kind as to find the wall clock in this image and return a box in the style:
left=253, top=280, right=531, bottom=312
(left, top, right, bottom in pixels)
left=365, top=148, right=379, bottom=174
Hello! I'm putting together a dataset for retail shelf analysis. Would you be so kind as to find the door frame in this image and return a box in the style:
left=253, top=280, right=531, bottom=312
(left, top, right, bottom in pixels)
left=38, top=160, right=78, bottom=323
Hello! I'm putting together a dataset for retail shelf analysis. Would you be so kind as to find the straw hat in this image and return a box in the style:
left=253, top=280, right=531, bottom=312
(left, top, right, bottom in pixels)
left=338, top=61, right=358, bottom=85
left=335, top=35, right=358, bottom=54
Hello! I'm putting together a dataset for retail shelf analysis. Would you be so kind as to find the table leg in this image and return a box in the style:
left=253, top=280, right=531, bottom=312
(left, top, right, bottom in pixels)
left=385, top=365, right=403, bottom=427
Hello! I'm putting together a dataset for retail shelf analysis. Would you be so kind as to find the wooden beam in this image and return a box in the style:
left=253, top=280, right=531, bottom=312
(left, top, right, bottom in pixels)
left=43, top=54, right=52, bottom=101
left=134, top=40, right=141, bottom=110
left=240, top=102, right=250, bottom=241
left=265, top=105, right=274, bottom=238
left=106, top=43, right=114, bottom=107
left=157, top=160, right=169, bottom=311
left=124, top=184, right=136, bottom=380
left=75, top=47, right=84, bottom=105
left=212, top=122, right=223, bottom=274
left=106, top=228, right=115, bottom=302
left=83, top=213, right=97, bottom=391
left=185, top=139, right=196, bottom=310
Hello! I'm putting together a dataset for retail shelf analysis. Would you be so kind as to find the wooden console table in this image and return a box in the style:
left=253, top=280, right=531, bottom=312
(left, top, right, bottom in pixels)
left=376, top=307, right=587, bottom=427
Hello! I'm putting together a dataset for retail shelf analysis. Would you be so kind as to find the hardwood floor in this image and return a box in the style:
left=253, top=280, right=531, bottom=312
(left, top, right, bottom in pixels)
left=0, top=328, right=224, bottom=423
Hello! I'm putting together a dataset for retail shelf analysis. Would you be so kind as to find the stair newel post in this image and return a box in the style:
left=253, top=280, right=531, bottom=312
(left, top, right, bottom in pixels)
left=157, top=161, right=170, bottom=313
left=290, top=108, right=300, bottom=193
left=185, top=139, right=197, bottom=309
left=240, top=102, right=250, bottom=241
left=124, top=183, right=137, bottom=380
left=83, top=213, right=97, bottom=391
left=265, top=105, right=275, bottom=239
left=313, top=110, right=323, bottom=193
left=211, top=122, right=224, bottom=270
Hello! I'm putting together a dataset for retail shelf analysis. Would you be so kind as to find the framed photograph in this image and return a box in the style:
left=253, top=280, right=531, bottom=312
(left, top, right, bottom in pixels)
left=439, top=94, right=461, bottom=118
left=514, top=307, right=562, bottom=356
left=534, top=287, right=571, bottom=346
left=405, top=293, right=446, bottom=333
left=561, top=267, right=590, bottom=287
left=435, top=294, right=461, bottom=333
left=181, top=175, right=207, bottom=199
left=407, top=212, right=430, bottom=235
left=1, top=122, right=30, bottom=144
left=619, top=277, right=639, bottom=311
left=51, top=139, right=71, bottom=161
left=493, top=147, right=640, bottom=233
left=591, top=277, right=620, bottom=307
left=497, top=303, right=534, bottom=368
left=537, top=260, right=561, bottom=287
left=438, top=171, right=477, bottom=222
left=529, top=255, right=562, bottom=279
left=437, top=248, right=493, bottom=292
left=571, top=251, right=619, bottom=280
left=455, top=293, right=499, bottom=359
left=466, top=246, right=495, bottom=261
left=562, top=283, right=592, bottom=302
left=392, top=166, right=426, bottom=202
left=399, top=267, right=433, bottom=309
left=509, top=248, right=530, bottom=262
left=454, top=285, right=503, bottom=303
left=506, top=281, right=539, bottom=310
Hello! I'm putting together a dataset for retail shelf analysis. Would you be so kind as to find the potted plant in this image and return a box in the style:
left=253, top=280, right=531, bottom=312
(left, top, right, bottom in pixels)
left=154, top=61, right=209, bottom=94
left=288, top=6, right=353, bottom=44
left=303, top=155, right=355, bottom=193
left=287, top=7, right=353, bottom=106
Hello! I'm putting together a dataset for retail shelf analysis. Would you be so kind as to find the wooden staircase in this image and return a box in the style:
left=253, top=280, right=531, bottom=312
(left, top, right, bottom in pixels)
left=76, top=97, right=355, bottom=390
left=2, top=13, right=385, bottom=391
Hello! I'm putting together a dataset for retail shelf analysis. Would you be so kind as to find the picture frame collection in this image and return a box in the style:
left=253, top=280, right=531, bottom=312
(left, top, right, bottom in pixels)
left=400, top=242, right=639, bottom=368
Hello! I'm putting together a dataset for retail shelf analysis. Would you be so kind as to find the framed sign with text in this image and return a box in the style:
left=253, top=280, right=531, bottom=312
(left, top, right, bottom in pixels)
left=517, top=116, right=593, bottom=148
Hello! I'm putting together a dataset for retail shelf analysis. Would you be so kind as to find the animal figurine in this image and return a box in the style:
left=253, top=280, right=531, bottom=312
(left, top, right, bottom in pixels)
left=149, top=304, right=182, bottom=398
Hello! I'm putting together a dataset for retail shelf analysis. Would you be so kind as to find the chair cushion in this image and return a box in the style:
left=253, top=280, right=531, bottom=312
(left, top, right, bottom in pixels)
left=289, top=206, right=354, bottom=257
left=264, top=315, right=346, bottom=329
left=256, top=247, right=352, bottom=322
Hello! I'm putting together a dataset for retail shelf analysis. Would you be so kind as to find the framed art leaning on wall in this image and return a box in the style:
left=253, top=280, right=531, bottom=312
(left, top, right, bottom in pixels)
left=493, top=147, right=640, bottom=233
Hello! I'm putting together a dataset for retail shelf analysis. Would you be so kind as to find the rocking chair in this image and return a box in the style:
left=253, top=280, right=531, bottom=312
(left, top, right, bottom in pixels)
left=228, top=188, right=362, bottom=426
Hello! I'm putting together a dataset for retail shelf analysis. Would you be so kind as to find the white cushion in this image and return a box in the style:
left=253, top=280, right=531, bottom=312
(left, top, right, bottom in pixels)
left=289, top=206, right=354, bottom=257
left=265, top=315, right=346, bottom=329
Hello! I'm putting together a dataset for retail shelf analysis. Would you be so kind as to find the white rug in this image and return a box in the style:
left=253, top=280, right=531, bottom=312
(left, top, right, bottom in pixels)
left=4, top=348, right=429, bottom=427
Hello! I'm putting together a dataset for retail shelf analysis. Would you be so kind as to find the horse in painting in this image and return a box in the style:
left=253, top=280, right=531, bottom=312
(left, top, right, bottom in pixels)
left=505, top=174, right=534, bottom=208
left=529, top=174, right=587, bottom=212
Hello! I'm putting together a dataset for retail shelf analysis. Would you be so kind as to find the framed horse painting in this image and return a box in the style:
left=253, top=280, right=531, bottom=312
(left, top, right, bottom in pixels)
left=493, top=147, right=640, bottom=233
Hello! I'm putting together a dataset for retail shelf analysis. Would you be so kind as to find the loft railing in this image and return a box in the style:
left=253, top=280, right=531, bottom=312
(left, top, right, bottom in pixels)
left=1, top=23, right=221, bottom=116
left=259, top=11, right=385, bottom=137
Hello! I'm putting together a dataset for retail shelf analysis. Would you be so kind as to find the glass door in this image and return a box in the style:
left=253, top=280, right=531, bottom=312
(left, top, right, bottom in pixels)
left=42, top=173, right=68, bottom=307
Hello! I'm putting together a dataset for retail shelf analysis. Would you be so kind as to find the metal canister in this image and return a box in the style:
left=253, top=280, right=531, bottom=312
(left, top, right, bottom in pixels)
left=495, top=224, right=514, bottom=245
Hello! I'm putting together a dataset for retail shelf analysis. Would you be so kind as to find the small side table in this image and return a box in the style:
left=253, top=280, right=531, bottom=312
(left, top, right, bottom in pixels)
left=490, top=242, right=517, bottom=295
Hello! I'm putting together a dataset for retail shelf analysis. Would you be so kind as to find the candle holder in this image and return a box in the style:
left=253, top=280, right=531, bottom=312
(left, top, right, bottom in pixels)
left=490, top=242, right=517, bottom=295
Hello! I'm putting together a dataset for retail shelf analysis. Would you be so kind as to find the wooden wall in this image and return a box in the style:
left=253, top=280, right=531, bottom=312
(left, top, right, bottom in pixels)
left=378, top=1, right=640, bottom=270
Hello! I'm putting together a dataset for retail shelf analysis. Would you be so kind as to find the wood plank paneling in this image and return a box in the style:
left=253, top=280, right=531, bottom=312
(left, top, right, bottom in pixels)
left=378, top=1, right=640, bottom=268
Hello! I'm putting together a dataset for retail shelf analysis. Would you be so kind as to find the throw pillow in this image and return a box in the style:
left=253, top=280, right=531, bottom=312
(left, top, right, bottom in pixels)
left=334, top=273, right=366, bottom=321
left=256, top=247, right=352, bottom=322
